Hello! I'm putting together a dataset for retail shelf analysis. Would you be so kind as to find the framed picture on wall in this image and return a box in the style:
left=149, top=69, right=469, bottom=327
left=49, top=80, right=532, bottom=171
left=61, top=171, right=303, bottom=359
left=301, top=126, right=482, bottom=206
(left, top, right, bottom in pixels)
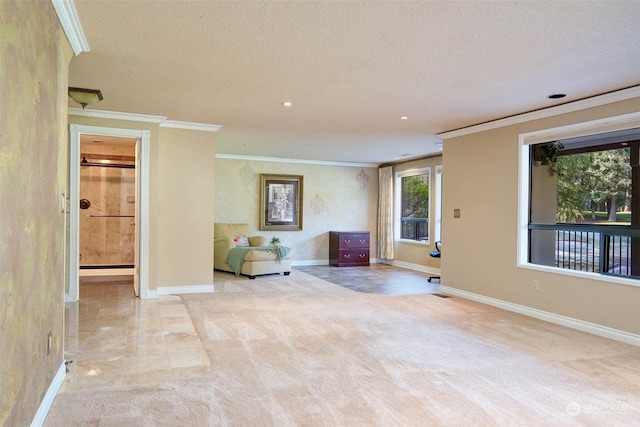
left=260, top=174, right=303, bottom=231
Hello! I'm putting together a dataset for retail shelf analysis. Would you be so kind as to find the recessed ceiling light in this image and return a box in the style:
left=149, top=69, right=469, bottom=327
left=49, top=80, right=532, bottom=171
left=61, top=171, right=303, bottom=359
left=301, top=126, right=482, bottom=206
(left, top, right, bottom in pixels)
left=548, top=94, right=566, bottom=99
left=282, top=101, right=292, bottom=107
left=400, top=116, right=408, bottom=120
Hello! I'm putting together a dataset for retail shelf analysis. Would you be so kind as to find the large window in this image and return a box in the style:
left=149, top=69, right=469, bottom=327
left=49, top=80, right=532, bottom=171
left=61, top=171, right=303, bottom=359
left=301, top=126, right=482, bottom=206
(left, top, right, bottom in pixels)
left=395, top=168, right=430, bottom=243
left=522, top=122, right=640, bottom=282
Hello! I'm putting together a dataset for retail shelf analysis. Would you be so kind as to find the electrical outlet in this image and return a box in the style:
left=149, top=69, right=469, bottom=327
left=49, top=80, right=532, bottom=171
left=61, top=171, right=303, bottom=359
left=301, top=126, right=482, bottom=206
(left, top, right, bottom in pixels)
left=47, top=331, right=52, bottom=355
left=533, top=280, right=539, bottom=291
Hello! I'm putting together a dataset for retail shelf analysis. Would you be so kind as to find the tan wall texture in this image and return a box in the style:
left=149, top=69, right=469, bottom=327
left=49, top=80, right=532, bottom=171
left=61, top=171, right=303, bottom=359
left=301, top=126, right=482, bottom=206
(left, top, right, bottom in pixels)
left=156, top=127, right=215, bottom=287
left=0, top=1, right=73, bottom=424
left=215, top=158, right=378, bottom=262
left=441, top=97, right=640, bottom=335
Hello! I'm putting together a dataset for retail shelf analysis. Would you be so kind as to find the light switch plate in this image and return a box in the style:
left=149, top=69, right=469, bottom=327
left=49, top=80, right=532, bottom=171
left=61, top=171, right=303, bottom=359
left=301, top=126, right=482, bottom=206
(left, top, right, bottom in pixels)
left=453, top=208, right=461, bottom=218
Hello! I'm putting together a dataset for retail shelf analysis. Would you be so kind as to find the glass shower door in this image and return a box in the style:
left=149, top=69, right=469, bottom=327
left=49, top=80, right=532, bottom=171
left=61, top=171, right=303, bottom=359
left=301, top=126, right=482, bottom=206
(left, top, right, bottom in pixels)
left=79, top=163, right=135, bottom=268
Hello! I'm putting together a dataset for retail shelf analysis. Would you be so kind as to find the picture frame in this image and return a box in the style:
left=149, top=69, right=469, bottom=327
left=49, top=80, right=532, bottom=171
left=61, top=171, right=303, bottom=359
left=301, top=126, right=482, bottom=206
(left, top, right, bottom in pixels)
left=260, top=174, right=303, bottom=231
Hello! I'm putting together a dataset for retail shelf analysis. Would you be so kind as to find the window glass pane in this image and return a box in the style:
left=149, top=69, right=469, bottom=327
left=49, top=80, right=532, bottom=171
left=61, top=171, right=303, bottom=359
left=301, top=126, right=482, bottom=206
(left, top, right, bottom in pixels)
left=400, top=173, right=429, bottom=241
left=557, top=148, right=631, bottom=224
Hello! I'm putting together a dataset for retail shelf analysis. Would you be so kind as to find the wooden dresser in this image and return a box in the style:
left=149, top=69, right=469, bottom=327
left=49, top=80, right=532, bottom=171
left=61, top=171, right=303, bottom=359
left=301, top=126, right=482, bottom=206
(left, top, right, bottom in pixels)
left=329, top=231, right=370, bottom=267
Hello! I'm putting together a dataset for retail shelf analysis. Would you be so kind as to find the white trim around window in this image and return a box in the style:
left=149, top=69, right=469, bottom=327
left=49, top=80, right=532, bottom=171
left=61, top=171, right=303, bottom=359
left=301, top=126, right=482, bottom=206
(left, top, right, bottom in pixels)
left=517, top=111, right=640, bottom=287
left=395, top=167, right=431, bottom=245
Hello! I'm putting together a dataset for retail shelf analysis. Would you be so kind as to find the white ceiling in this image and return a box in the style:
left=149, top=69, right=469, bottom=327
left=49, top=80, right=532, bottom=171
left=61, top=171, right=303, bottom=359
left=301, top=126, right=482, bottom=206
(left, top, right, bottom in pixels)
left=69, top=1, right=640, bottom=164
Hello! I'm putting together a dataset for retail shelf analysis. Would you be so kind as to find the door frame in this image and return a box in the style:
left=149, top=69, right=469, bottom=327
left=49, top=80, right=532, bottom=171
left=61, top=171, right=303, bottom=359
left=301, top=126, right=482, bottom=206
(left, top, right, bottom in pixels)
left=67, top=124, right=150, bottom=301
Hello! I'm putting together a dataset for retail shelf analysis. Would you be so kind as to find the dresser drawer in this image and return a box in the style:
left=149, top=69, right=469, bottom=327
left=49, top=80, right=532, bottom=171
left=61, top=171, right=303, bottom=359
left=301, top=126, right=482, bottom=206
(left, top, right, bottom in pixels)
left=335, top=233, right=369, bottom=249
left=337, top=249, right=370, bottom=265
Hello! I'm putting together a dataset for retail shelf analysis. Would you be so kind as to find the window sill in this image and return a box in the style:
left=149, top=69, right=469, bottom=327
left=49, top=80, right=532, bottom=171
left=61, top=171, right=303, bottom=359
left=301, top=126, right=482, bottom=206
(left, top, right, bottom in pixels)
left=517, top=262, right=640, bottom=288
left=396, top=239, right=430, bottom=246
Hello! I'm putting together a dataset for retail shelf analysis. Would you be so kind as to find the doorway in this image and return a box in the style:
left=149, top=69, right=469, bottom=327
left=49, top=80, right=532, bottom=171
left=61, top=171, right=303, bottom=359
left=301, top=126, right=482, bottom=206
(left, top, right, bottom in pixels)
left=79, top=135, right=136, bottom=275
left=68, top=124, right=150, bottom=301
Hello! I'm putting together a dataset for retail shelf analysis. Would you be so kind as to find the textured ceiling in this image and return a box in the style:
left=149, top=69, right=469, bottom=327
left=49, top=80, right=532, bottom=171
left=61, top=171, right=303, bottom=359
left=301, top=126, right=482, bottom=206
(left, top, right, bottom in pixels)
left=69, top=1, right=640, bottom=164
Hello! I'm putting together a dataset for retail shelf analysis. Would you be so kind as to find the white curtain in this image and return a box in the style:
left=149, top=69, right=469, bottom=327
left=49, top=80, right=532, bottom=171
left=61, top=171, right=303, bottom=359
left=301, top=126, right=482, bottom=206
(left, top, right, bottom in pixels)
left=377, top=166, right=394, bottom=260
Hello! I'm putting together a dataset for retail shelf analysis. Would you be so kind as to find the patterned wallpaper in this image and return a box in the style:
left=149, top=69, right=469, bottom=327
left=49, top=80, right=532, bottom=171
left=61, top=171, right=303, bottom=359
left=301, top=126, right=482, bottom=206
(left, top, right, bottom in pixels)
left=215, top=158, right=378, bottom=261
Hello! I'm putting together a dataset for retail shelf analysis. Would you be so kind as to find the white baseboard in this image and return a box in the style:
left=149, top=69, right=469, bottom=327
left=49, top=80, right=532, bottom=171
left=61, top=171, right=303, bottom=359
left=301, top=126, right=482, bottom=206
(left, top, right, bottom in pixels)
left=30, top=362, right=66, bottom=427
left=142, top=289, right=157, bottom=299
left=104, top=285, right=211, bottom=299
left=292, top=259, right=329, bottom=266
left=378, top=259, right=440, bottom=276
left=156, top=284, right=215, bottom=296
left=439, top=286, right=640, bottom=347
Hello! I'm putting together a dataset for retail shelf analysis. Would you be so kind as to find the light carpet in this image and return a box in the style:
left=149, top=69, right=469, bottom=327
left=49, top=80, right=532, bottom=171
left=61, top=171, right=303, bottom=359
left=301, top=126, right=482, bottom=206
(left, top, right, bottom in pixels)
left=45, top=271, right=640, bottom=426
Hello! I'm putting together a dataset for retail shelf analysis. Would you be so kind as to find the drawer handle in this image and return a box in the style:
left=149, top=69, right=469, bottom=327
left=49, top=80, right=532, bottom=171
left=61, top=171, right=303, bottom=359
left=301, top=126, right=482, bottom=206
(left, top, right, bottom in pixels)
left=344, top=254, right=351, bottom=258
left=359, top=253, right=366, bottom=258
left=344, top=239, right=351, bottom=244
left=359, top=239, right=366, bottom=243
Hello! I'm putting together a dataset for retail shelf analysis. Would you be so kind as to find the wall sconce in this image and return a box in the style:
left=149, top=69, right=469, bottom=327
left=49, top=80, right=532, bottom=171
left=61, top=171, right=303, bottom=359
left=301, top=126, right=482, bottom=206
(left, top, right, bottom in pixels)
left=68, top=87, right=103, bottom=109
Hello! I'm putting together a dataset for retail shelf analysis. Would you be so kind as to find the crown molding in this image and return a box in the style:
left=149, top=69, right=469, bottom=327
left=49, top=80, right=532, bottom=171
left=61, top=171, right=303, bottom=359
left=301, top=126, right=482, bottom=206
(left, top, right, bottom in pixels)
left=160, top=120, right=222, bottom=133
left=68, top=107, right=166, bottom=123
left=519, top=111, right=640, bottom=146
left=215, top=153, right=378, bottom=168
left=67, top=108, right=223, bottom=132
left=439, top=85, right=640, bottom=140
left=51, top=0, right=90, bottom=55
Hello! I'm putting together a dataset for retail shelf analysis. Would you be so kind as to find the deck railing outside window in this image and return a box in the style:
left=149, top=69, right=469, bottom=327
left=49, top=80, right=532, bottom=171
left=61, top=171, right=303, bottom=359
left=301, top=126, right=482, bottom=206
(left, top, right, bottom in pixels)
left=401, top=217, right=428, bottom=241
left=529, top=224, right=640, bottom=279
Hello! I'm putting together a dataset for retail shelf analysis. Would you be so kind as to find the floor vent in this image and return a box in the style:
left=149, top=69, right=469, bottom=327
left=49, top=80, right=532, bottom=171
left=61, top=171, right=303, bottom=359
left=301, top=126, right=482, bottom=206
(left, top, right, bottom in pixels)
left=432, top=293, right=451, bottom=298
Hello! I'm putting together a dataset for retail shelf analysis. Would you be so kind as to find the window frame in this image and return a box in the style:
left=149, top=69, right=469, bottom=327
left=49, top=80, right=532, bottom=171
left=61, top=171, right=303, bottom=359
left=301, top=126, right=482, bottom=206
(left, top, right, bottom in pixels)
left=395, top=167, right=431, bottom=245
left=517, top=112, right=640, bottom=287
left=434, top=165, right=443, bottom=243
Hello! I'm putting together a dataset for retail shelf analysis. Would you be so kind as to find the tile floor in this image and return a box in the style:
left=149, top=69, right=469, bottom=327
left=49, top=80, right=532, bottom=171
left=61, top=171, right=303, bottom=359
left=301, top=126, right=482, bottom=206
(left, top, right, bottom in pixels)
left=294, top=263, right=440, bottom=294
left=62, top=277, right=210, bottom=392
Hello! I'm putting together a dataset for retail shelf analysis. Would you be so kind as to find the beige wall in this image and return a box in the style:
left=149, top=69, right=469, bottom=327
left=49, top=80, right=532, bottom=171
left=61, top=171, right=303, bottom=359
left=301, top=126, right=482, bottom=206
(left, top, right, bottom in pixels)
left=442, top=97, right=640, bottom=335
left=215, top=158, right=378, bottom=262
left=392, top=156, right=442, bottom=269
left=156, top=128, right=215, bottom=287
left=0, top=1, right=72, bottom=424
left=68, top=117, right=217, bottom=289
